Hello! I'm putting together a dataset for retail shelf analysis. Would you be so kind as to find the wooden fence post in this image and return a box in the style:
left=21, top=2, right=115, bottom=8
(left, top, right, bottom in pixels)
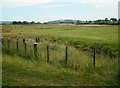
left=36, top=38, right=40, bottom=43
left=47, top=45, right=49, bottom=62
left=24, top=42, right=27, bottom=56
left=36, top=38, right=38, bottom=42
left=23, top=39, right=26, bottom=56
left=93, top=48, right=96, bottom=68
left=16, top=39, right=19, bottom=52
left=23, top=39, right=25, bottom=43
left=34, top=43, right=37, bottom=59
left=65, top=46, right=68, bottom=65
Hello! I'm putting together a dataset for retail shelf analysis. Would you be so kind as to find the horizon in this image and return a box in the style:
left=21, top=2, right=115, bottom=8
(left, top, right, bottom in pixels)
left=0, top=0, right=119, bottom=22
left=0, top=17, right=119, bottom=23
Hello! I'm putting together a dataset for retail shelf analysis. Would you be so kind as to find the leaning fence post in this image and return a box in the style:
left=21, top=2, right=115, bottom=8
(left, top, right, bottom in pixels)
left=16, top=39, right=19, bottom=52
left=34, top=43, right=37, bottom=59
left=47, top=45, right=49, bottom=62
left=93, top=48, right=96, bottom=68
left=65, top=46, right=68, bottom=65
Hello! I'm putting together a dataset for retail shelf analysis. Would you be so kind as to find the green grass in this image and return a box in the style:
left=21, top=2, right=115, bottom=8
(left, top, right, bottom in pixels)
left=2, top=39, right=118, bottom=86
left=2, top=54, right=118, bottom=86
left=3, top=24, right=118, bottom=50
left=2, top=24, right=118, bottom=86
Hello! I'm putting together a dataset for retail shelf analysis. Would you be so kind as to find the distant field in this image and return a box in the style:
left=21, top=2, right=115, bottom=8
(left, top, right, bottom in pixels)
left=3, top=24, right=118, bottom=48
left=3, top=24, right=118, bottom=57
left=2, top=24, right=118, bottom=86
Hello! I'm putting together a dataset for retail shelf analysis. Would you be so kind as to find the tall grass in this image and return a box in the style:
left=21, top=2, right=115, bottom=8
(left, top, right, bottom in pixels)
left=2, top=38, right=118, bottom=74
left=3, top=24, right=118, bottom=58
left=2, top=49, right=118, bottom=86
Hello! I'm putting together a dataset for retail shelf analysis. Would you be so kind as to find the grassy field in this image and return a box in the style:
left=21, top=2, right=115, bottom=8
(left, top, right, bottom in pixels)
left=2, top=54, right=118, bottom=86
left=3, top=24, right=118, bottom=47
left=3, top=24, right=118, bottom=56
left=2, top=24, right=118, bottom=86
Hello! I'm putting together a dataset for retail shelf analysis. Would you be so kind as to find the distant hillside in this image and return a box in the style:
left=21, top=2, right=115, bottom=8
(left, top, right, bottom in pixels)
left=3, top=18, right=118, bottom=25
left=43, top=18, right=119, bottom=25
left=44, top=19, right=83, bottom=24
left=0, top=21, right=13, bottom=24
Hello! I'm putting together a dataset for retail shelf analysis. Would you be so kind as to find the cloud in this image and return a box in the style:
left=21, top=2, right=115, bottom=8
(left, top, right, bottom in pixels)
left=1, top=0, right=118, bottom=21
left=80, top=0, right=118, bottom=8
left=0, top=0, right=119, bottom=9
left=79, top=0, right=118, bottom=18
left=37, top=2, right=79, bottom=8
left=1, top=0, right=51, bottom=8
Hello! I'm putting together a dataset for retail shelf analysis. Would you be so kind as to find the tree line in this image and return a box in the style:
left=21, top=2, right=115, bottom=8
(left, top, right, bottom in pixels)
left=12, top=21, right=41, bottom=24
left=12, top=18, right=120, bottom=25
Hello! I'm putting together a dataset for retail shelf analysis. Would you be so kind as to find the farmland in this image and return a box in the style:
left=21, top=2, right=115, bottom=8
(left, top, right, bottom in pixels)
left=2, top=24, right=118, bottom=86
left=3, top=24, right=118, bottom=50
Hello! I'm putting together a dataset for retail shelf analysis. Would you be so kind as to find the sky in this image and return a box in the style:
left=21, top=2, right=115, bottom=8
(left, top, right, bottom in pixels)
left=0, top=0, right=119, bottom=22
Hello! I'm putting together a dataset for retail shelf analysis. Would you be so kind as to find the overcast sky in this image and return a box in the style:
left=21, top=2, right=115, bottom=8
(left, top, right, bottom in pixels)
left=0, top=0, right=119, bottom=22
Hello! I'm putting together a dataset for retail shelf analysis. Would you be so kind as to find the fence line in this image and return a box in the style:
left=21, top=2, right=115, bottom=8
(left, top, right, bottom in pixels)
left=2, top=38, right=107, bottom=68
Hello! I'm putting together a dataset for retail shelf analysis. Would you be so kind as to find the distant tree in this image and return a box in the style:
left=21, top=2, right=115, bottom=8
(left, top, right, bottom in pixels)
left=12, top=21, right=18, bottom=24
left=88, top=21, right=92, bottom=24
left=97, top=19, right=102, bottom=22
left=118, top=19, right=120, bottom=24
left=43, top=22, right=47, bottom=24
left=22, top=21, right=29, bottom=24
left=110, top=18, right=117, bottom=21
left=36, top=22, right=41, bottom=24
left=76, top=20, right=80, bottom=25
left=105, top=18, right=109, bottom=21
left=17, top=21, right=22, bottom=24
left=104, top=18, right=109, bottom=24
left=60, top=21, right=63, bottom=24
left=30, top=21, right=35, bottom=24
